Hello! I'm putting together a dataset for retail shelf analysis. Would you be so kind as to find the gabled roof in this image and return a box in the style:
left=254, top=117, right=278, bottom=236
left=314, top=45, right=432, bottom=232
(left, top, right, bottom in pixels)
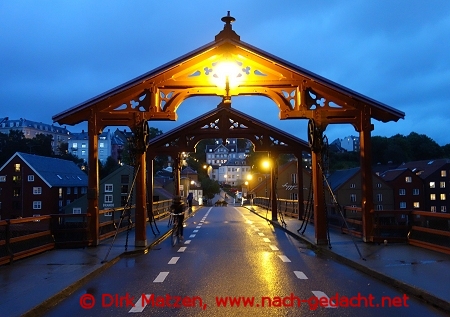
left=0, top=152, right=88, bottom=188
left=379, top=168, right=410, bottom=182
left=327, top=167, right=360, bottom=191
left=52, top=15, right=404, bottom=126
left=399, top=159, right=450, bottom=179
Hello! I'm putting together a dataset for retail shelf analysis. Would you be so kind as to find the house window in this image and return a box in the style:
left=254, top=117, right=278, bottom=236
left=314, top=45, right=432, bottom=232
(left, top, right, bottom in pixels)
left=13, top=175, right=21, bottom=183
left=441, top=170, right=447, bottom=177
left=440, top=182, right=446, bottom=188
left=440, top=193, right=446, bottom=200
left=429, top=182, right=435, bottom=188
left=66, top=200, right=71, bottom=205
left=33, top=201, right=42, bottom=209
left=399, top=189, right=405, bottom=195
left=413, top=189, right=420, bottom=195
left=377, top=183, right=382, bottom=188
left=104, top=211, right=112, bottom=216
left=405, top=176, right=412, bottom=183
left=350, top=194, right=357, bottom=202
left=430, top=194, right=436, bottom=200
left=104, top=194, right=113, bottom=203
left=28, top=175, right=34, bottom=181
left=413, top=202, right=420, bottom=208
left=399, top=202, right=406, bottom=209
left=59, top=200, right=63, bottom=207
left=73, top=208, right=81, bottom=214
left=81, top=187, right=87, bottom=194
left=0, top=176, right=5, bottom=182
left=442, top=206, right=447, bottom=212
left=14, top=163, right=20, bottom=172
left=431, top=206, right=436, bottom=212
left=33, top=187, right=42, bottom=195
left=376, top=205, right=384, bottom=211
left=74, top=187, right=78, bottom=194
left=291, top=173, right=297, bottom=184
left=73, top=142, right=78, bottom=148
left=67, top=187, right=71, bottom=194
left=81, top=150, right=86, bottom=156
left=290, top=193, right=298, bottom=200
left=99, top=142, right=105, bottom=148
left=105, top=184, right=113, bottom=192
left=377, top=194, right=383, bottom=202
left=350, top=183, right=356, bottom=188
left=59, top=188, right=63, bottom=198
left=81, top=143, right=87, bottom=148
left=13, top=188, right=21, bottom=196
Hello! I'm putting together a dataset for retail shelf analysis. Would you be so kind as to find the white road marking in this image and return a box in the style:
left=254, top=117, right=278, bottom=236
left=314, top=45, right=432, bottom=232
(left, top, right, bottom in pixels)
left=269, top=245, right=279, bottom=251
left=258, top=232, right=265, bottom=236
left=189, top=234, right=196, bottom=238
left=129, top=298, right=146, bottom=312
left=184, top=240, right=191, bottom=244
left=177, top=247, right=186, bottom=252
left=311, top=291, right=336, bottom=308
left=193, top=230, right=198, bottom=233
left=168, top=257, right=180, bottom=264
left=278, top=255, right=291, bottom=262
left=153, top=272, right=169, bottom=283
left=294, top=271, right=308, bottom=279
left=263, top=237, right=271, bottom=242
left=196, top=226, right=201, bottom=228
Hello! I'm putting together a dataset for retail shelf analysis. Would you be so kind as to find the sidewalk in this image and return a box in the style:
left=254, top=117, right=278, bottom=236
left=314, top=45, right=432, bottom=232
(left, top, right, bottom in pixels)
left=245, top=205, right=450, bottom=314
left=0, top=207, right=201, bottom=317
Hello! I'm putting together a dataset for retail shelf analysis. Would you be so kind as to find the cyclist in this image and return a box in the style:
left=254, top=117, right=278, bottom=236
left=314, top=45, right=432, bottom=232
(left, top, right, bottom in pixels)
left=170, top=195, right=185, bottom=240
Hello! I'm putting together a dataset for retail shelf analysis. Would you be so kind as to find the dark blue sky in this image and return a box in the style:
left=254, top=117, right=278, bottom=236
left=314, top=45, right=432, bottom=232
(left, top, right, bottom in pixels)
left=1, top=1, right=450, bottom=145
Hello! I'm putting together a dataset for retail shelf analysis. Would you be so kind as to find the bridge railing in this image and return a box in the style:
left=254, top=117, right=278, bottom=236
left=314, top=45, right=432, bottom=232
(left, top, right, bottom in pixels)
left=0, top=216, right=54, bottom=265
left=253, top=197, right=449, bottom=254
left=408, top=210, right=450, bottom=255
left=0, top=200, right=175, bottom=264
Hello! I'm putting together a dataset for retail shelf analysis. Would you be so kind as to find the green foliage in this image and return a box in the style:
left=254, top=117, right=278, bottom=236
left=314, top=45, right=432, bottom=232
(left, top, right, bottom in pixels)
left=200, top=177, right=221, bottom=199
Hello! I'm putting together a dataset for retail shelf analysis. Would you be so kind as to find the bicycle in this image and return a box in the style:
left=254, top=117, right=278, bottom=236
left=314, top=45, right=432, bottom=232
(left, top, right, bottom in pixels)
left=170, top=212, right=183, bottom=246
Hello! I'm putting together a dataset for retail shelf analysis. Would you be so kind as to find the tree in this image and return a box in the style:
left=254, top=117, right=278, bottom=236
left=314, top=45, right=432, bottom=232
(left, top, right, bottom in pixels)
left=200, top=177, right=221, bottom=200
left=100, top=156, right=121, bottom=179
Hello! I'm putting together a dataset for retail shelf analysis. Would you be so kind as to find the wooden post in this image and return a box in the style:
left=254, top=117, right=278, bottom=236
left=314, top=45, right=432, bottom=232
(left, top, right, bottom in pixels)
left=312, top=150, right=328, bottom=245
left=296, top=151, right=304, bottom=220
left=360, top=108, right=374, bottom=242
left=135, top=151, right=147, bottom=247
left=87, top=113, right=99, bottom=246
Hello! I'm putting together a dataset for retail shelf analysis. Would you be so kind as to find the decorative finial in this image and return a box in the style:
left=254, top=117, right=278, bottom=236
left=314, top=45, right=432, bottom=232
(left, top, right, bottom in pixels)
left=215, top=11, right=240, bottom=42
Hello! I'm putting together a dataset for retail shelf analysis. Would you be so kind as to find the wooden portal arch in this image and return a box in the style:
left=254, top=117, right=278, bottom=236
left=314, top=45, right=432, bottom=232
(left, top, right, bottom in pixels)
left=53, top=12, right=404, bottom=246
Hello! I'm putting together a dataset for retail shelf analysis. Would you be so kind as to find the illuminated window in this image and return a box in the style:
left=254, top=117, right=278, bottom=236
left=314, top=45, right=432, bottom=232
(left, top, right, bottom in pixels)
left=440, top=193, right=446, bottom=200
left=405, top=176, right=412, bottom=183
left=431, top=206, right=436, bottom=212
left=441, top=170, right=447, bottom=177
left=442, top=206, right=447, bottom=212
left=440, top=182, right=446, bottom=188
left=413, top=202, right=420, bottom=208
left=59, top=188, right=63, bottom=198
left=14, top=164, right=20, bottom=172
left=429, top=182, right=435, bottom=188
left=430, top=194, right=436, bottom=200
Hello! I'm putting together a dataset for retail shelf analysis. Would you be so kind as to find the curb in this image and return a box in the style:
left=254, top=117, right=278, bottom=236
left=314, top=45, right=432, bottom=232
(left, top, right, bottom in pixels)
left=245, top=206, right=450, bottom=314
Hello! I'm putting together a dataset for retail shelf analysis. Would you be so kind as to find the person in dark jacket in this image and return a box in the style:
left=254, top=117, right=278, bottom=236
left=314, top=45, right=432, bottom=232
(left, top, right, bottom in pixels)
left=187, top=192, right=194, bottom=208
left=170, top=195, right=185, bottom=239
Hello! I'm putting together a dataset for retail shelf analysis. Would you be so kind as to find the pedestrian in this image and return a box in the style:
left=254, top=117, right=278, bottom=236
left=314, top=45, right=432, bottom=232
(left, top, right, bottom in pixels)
left=170, top=195, right=185, bottom=240
left=187, top=192, right=193, bottom=208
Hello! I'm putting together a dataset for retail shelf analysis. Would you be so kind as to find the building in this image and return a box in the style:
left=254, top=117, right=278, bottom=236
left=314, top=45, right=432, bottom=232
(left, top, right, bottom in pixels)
left=0, top=152, right=87, bottom=219
left=326, top=167, right=394, bottom=211
left=399, top=159, right=450, bottom=213
left=331, top=135, right=360, bottom=152
left=0, top=118, right=71, bottom=154
left=68, top=129, right=125, bottom=163
left=379, top=168, right=424, bottom=211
